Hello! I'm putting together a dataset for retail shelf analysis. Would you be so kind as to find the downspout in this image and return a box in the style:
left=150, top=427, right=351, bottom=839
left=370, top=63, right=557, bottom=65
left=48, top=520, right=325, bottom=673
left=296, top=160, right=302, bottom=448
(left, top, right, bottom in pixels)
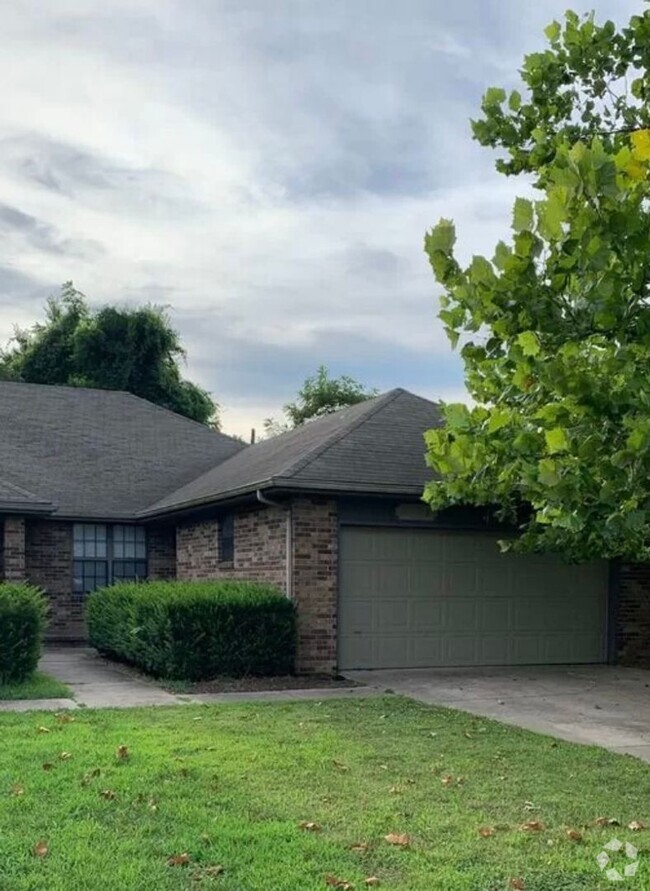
left=256, top=489, right=293, bottom=600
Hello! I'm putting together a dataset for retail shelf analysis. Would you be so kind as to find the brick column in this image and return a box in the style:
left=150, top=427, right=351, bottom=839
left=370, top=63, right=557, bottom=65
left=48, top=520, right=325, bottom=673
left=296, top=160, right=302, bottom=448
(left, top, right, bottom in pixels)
left=292, top=497, right=338, bottom=674
left=617, top=562, right=650, bottom=667
left=3, top=516, right=26, bottom=581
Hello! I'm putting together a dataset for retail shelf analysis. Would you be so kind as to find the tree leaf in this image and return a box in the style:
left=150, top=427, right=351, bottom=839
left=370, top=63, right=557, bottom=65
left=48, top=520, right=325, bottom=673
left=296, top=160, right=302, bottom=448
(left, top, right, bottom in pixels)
left=631, top=129, right=650, bottom=162
left=544, top=20, right=561, bottom=41
left=425, top=219, right=456, bottom=255
left=513, top=197, right=534, bottom=233
left=517, top=331, right=540, bottom=357
left=545, top=427, right=569, bottom=454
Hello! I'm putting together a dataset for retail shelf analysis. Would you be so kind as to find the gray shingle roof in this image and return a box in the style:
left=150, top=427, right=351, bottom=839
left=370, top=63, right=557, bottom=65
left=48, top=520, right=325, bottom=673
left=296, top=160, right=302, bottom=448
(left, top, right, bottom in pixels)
left=0, top=478, right=54, bottom=513
left=0, top=381, right=245, bottom=519
left=142, top=389, right=442, bottom=517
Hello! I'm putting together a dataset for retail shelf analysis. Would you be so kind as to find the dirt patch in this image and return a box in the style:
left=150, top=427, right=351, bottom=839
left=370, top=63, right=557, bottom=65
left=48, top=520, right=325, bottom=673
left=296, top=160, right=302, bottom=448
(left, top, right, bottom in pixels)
left=170, top=675, right=362, bottom=694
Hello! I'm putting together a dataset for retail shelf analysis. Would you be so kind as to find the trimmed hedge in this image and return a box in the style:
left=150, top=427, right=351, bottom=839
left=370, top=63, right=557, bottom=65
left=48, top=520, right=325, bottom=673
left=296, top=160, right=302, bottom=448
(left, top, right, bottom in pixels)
left=87, top=580, right=296, bottom=680
left=0, top=583, right=48, bottom=684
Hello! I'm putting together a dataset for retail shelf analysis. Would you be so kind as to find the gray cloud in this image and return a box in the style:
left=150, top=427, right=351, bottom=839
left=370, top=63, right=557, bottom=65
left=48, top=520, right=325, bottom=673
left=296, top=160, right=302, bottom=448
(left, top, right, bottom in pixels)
left=0, top=0, right=641, bottom=435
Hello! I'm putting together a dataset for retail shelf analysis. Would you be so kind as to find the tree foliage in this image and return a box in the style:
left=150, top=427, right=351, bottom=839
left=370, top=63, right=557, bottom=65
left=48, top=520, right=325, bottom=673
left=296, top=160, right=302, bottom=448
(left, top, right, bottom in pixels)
left=0, top=283, right=217, bottom=425
left=424, top=8, right=650, bottom=561
left=264, top=366, right=377, bottom=436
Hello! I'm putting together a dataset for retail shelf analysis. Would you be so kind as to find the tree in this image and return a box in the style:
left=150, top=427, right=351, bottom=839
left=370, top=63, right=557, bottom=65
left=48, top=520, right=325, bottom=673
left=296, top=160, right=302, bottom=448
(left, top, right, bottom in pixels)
left=0, top=283, right=218, bottom=425
left=263, top=366, right=377, bottom=436
left=424, top=8, right=650, bottom=562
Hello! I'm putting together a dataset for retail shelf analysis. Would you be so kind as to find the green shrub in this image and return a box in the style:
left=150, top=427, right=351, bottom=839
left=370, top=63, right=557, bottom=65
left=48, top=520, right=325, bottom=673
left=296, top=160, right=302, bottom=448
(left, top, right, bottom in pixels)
left=87, top=580, right=296, bottom=680
left=0, top=583, right=48, bottom=684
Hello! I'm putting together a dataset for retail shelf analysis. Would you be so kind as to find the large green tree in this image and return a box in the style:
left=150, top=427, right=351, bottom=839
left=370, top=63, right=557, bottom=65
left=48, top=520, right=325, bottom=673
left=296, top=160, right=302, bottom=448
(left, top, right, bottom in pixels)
left=1, top=283, right=217, bottom=425
left=264, top=366, right=377, bottom=436
left=424, top=8, right=650, bottom=561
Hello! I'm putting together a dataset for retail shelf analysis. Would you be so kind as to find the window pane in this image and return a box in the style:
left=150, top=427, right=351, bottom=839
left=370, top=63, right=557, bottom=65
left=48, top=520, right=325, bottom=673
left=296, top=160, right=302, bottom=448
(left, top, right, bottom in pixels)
left=114, top=525, right=145, bottom=559
left=73, top=524, right=107, bottom=558
left=73, top=560, right=108, bottom=596
left=113, top=560, right=147, bottom=582
left=219, top=514, right=234, bottom=563
left=95, top=525, right=107, bottom=558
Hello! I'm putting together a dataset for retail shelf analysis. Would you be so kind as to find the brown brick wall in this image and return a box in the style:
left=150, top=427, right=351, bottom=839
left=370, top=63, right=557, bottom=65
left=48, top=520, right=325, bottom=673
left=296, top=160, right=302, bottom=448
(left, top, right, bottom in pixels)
left=175, top=499, right=339, bottom=674
left=24, top=520, right=84, bottom=640
left=22, top=520, right=177, bottom=641
left=176, top=506, right=287, bottom=591
left=148, top=526, right=176, bottom=580
left=617, top=562, right=650, bottom=667
left=2, top=516, right=26, bottom=581
left=291, top=498, right=338, bottom=674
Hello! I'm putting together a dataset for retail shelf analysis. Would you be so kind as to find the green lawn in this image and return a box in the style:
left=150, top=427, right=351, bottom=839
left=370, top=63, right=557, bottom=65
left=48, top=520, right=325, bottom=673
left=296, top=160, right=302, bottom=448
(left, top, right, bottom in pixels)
left=0, top=697, right=649, bottom=890
left=0, top=671, right=72, bottom=701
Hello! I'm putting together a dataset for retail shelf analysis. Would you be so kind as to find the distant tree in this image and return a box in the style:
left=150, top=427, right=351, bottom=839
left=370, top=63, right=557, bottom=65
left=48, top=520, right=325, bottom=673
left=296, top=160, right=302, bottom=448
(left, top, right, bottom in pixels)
left=0, top=282, right=218, bottom=426
left=263, top=366, right=377, bottom=436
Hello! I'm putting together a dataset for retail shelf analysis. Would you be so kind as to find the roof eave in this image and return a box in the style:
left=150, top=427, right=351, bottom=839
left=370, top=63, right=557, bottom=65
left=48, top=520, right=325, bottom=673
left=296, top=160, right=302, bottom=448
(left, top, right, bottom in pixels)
left=137, top=477, right=428, bottom=521
left=0, top=500, right=56, bottom=516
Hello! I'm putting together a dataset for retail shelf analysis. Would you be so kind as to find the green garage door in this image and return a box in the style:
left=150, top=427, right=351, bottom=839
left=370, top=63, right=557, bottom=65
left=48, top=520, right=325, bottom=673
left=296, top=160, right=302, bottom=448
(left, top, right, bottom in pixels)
left=338, top=527, right=608, bottom=670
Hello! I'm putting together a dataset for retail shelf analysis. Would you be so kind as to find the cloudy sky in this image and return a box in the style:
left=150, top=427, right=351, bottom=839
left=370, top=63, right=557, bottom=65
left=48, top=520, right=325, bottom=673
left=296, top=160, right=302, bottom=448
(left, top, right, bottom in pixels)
left=0, top=0, right=639, bottom=437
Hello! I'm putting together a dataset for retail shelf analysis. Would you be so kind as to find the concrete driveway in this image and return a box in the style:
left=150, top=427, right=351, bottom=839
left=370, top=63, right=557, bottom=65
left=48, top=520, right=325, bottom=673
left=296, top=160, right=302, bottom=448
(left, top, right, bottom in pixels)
left=344, top=665, right=650, bottom=762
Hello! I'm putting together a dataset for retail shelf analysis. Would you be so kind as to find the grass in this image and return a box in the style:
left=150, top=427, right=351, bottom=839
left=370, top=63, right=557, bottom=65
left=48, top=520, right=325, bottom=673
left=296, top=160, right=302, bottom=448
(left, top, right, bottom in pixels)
left=0, top=671, right=71, bottom=701
left=0, top=697, right=649, bottom=890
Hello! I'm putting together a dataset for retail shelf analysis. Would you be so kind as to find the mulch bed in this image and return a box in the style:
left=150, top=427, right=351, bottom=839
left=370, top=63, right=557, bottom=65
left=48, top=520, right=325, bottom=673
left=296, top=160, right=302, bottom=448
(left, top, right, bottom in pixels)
left=174, top=675, right=363, bottom=694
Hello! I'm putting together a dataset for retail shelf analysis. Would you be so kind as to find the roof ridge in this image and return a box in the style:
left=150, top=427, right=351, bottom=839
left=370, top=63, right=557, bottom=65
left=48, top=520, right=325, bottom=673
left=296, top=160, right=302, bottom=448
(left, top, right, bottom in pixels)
left=277, top=389, right=405, bottom=481
left=0, top=476, right=43, bottom=501
left=119, top=390, right=247, bottom=447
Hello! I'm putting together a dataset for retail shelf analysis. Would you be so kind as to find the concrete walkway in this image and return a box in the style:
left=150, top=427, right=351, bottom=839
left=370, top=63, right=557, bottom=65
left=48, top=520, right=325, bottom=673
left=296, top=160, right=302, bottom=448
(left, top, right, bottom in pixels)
left=0, top=647, right=371, bottom=711
left=345, top=664, right=650, bottom=762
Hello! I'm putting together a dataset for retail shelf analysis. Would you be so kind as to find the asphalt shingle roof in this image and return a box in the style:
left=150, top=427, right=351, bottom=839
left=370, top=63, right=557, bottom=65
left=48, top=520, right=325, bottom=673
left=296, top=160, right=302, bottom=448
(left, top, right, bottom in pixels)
left=0, top=381, right=245, bottom=519
left=0, top=478, right=53, bottom=513
left=142, top=388, right=442, bottom=517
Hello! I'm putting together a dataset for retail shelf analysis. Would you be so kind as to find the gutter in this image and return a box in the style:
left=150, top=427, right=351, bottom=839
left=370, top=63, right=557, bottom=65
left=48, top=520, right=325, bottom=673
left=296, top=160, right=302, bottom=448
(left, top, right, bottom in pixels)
left=256, top=489, right=293, bottom=601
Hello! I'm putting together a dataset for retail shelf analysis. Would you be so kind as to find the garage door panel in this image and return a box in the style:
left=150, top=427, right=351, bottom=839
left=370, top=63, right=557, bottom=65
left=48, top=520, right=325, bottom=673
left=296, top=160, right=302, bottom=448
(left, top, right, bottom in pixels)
left=411, top=598, right=443, bottom=630
left=445, top=599, right=480, bottom=632
left=338, top=528, right=608, bottom=670
left=376, top=599, right=410, bottom=631
left=479, top=599, right=511, bottom=631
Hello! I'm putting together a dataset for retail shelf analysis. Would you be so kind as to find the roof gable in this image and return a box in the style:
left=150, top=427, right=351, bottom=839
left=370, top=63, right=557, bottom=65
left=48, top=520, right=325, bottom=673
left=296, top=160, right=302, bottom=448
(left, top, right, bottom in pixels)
left=142, top=389, right=442, bottom=516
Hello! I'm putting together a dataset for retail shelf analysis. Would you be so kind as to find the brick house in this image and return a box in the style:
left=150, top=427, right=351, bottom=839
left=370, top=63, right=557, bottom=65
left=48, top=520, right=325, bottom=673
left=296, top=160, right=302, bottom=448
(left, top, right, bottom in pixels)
left=0, top=380, right=645, bottom=673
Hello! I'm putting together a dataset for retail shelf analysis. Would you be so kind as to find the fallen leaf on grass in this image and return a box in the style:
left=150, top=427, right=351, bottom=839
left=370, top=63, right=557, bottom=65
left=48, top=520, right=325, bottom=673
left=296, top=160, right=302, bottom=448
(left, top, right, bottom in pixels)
left=441, top=775, right=454, bottom=786
left=116, top=745, right=129, bottom=761
left=33, top=840, right=48, bottom=858
left=332, top=760, right=349, bottom=772
left=299, top=821, right=322, bottom=832
left=478, top=826, right=496, bottom=837
left=59, top=752, right=72, bottom=761
left=628, top=820, right=646, bottom=831
left=384, top=833, right=410, bottom=847
left=365, top=879, right=380, bottom=887
left=10, top=784, right=24, bottom=796
left=168, top=853, right=191, bottom=867
left=509, top=880, right=525, bottom=890
left=81, top=768, right=101, bottom=787
left=349, top=843, right=370, bottom=853
left=37, top=726, right=50, bottom=734
left=389, top=785, right=402, bottom=795
left=325, top=875, right=353, bottom=889
left=523, top=801, right=539, bottom=812
left=99, top=789, right=116, bottom=801
left=566, top=829, right=582, bottom=842
left=520, top=821, right=545, bottom=832
left=594, top=816, right=620, bottom=827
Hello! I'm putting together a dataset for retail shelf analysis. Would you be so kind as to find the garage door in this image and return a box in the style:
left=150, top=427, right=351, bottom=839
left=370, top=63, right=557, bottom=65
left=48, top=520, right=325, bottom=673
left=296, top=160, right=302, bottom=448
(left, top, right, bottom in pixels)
left=338, top=528, right=608, bottom=670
